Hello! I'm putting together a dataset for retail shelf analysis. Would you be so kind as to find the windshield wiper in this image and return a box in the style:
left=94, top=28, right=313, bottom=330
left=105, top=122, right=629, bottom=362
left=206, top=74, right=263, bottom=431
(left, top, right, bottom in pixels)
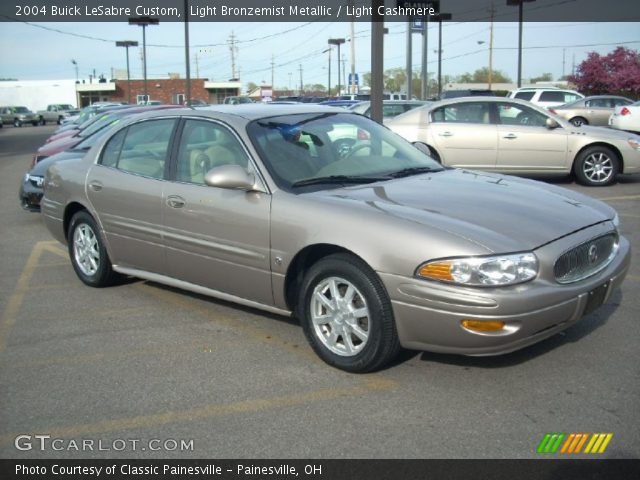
left=291, top=175, right=387, bottom=188
left=385, top=166, right=441, bottom=178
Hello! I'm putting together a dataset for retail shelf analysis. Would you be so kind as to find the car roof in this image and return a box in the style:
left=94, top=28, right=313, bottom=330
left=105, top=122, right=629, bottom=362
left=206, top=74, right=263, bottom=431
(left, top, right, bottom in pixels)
left=182, top=104, right=347, bottom=120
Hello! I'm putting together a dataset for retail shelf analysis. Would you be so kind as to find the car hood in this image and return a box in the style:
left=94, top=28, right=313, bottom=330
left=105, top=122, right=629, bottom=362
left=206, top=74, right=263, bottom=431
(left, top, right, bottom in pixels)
left=312, top=169, right=615, bottom=252
left=31, top=150, right=86, bottom=175
left=37, top=135, right=80, bottom=156
left=566, top=123, right=635, bottom=140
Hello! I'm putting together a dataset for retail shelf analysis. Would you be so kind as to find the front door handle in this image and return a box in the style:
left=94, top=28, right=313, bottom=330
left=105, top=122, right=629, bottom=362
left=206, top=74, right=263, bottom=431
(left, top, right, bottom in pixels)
left=503, top=133, right=518, bottom=139
left=166, top=195, right=185, bottom=209
left=439, top=131, right=454, bottom=137
left=88, top=181, right=102, bottom=191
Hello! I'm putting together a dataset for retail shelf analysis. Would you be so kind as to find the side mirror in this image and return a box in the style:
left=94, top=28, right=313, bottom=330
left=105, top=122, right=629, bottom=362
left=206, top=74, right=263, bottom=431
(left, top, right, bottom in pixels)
left=546, top=118, right=560, bottom=129
left=413, top=142, right=432, bottom=156
left=204, top=164, right=256, bottom=191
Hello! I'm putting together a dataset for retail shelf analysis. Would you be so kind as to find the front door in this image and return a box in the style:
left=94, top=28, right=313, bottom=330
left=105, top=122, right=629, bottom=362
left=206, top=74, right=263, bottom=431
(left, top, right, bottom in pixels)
left=162, top=119, right=273, bottom=305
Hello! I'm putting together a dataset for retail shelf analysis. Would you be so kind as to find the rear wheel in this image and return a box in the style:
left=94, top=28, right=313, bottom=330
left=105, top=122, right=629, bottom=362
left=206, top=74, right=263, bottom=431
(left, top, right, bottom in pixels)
left=67, top=211, right=121, bottom=287
left=14, top=119, right=22, bottom=127
left=574, top=146, right=620, bottom=186
left=569, top=116, right=588, bottom=127
left=297, top=253, right=400, bottom=373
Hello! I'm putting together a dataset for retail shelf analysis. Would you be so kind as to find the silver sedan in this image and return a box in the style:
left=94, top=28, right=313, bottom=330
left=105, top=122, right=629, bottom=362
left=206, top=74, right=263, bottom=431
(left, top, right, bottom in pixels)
left=41, top=105, right=630, bottom=372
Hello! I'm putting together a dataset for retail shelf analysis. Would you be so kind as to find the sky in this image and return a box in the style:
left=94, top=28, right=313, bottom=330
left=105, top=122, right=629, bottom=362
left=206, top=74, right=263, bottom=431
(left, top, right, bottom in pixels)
left=1, top=19, right=638, bottom=91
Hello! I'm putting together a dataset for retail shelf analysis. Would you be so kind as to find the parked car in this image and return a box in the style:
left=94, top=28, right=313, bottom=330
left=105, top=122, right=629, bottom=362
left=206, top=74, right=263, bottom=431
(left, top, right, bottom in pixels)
left=348, top=100, right=430, bottom=119
left=0, top=106, right=39, bottom=127
left=386, top=97, right=640, bottom=186
left=32, top=105, right=179, bottom=165
left=549, top=95, right=634, bottom=127
left=41, top=105, right=629, bottom=372
left=440, top=89, right=496, bottom=100
left=222, top=96, right=253, bottom=105
left=507, top=87, right=584, bottom=109
left=36, top=104, right=78, bottom=125
left=609, top=101, right=640, bottom=134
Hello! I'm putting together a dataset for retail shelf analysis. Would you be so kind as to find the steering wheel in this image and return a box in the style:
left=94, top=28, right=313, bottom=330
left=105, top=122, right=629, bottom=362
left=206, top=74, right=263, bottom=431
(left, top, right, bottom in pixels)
left=516, top=113, right=532, bottom=125
left=343, top=143, right=372, bottom=158
left=333, top=138, right=355, bottom=158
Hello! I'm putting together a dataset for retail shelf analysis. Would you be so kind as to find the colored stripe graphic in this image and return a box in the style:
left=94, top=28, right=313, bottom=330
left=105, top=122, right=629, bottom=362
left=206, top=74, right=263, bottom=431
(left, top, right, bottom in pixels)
left=539, top=433, right=614, bottom=454
left=584, top=433, right=614, bottom=454
left=537, top=433, right=565, bottom=454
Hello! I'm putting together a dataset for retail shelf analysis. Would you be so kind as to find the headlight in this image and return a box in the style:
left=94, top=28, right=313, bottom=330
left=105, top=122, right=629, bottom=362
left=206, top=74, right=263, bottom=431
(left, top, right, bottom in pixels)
left=26, top=174, right=44, bottom=187
left=417, top=253, right=538, bottom=287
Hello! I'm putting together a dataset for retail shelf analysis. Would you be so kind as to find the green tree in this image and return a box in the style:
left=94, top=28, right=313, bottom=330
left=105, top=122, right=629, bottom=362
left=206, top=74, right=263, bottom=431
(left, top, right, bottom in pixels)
left=530, top=73, right=553, bottom=83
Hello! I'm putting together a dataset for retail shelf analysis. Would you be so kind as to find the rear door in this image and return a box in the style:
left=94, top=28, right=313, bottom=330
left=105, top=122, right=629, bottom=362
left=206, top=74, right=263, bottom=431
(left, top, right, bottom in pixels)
left=429, top=101, right=498, bottom=169
left=86, top=118, right=177, bottom=272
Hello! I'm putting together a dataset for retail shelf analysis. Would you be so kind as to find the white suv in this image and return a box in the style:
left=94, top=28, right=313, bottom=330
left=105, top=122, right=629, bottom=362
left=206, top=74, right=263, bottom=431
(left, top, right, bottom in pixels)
left=507, top=87, right=584, bottom=109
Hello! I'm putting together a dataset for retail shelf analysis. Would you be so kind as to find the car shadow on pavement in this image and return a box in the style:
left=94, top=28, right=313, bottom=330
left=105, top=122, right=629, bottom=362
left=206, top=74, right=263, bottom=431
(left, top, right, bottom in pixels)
left=414, top=289, right=623, bottom=369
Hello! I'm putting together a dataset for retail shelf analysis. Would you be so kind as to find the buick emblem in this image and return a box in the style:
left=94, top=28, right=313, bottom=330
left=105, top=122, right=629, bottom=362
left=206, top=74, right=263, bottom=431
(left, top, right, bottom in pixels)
left=588, top=244, right=598, bottom=264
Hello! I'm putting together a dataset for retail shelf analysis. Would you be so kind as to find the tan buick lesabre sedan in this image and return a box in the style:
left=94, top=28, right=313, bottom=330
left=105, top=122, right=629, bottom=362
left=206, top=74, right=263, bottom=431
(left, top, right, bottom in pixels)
left=41, top=105, right=630, bottom=372
left=387, top=97, right=640, bottom=187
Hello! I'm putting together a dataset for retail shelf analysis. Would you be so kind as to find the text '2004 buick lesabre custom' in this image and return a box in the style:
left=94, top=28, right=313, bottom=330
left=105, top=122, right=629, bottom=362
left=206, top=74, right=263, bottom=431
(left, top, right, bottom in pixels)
left=40, top=105, right=630, bottom=372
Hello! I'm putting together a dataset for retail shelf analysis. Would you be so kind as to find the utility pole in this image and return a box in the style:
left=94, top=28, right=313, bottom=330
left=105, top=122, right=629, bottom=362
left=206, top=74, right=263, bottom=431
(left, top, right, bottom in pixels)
left=228, top=31, right=238, bottom=79
left=488, top=2, right=495, bottom=89
left=562, top=48, right=566, bottom=78
left=342, top=54, right=347, bottom=92
left=421, top=20, right=428, bottom=100
left=271, top=54, right=275, bottom=91
left=194, top=52, right=200, bottom=79
left=350, top=0, right=356, bottom=94
left=298, top=64, right=303, bottom=95
left=405, top=21, right=412, bottom=99
left=370, top=1, right=384, bottom=123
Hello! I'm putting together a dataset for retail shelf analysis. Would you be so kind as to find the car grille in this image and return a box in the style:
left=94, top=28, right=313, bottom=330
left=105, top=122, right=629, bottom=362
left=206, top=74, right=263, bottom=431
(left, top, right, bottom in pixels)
left=554, top=233, right=618, bottom=284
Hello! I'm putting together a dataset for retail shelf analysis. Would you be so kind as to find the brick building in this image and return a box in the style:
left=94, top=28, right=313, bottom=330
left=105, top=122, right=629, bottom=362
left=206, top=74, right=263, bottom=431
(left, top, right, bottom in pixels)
left=75, top=78, right=241, bottom=106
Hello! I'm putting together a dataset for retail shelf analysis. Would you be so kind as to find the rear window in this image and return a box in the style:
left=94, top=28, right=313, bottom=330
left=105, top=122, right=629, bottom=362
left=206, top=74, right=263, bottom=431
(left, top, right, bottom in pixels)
left=514, top=91, right=535, bottom=101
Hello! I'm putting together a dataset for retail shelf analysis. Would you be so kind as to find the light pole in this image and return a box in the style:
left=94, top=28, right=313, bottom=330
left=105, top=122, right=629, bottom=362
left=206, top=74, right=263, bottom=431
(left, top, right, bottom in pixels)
left=328, top=38, right=345, bottom=96
left=322, top=47, right=332, bottom=96
left=433, top=13, right=452, bottom=98
left=129, top=16, right=159, bottom=104
left=116, top=41, right=138, bottom=104
left=507, top=0, right=535, bottom=88
left=71, top=59, right=78, bottom=81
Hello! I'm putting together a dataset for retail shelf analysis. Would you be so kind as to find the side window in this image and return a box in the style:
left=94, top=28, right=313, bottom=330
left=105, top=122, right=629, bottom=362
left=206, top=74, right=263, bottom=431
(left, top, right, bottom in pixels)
left=431, top=103, right=491, bottom=124
left=514, top=91, right=535, bottom=101
left=539, top=91, right=566, bottom=103
left=176, top=120, right=249, bottom=185
left=116, top=119, right=176, bottom=179
left=100, top=128, right=127, bottom=167
left=497, top=103, right=548, bottom=127
left=613, top=98, right=632, bottom=107
left=585, top=98, right=610, bottom=108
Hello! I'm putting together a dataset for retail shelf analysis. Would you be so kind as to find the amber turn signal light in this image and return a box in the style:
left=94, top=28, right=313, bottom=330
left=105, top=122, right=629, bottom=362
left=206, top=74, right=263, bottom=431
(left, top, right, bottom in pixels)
left=461, top=319, right=506, bottom=332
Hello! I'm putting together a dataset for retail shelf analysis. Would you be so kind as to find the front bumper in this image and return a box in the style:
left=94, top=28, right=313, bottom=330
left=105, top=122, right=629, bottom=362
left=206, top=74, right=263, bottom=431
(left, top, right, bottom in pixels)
left=19, top=178, right=43, bottom=212
left=380, top=223, right=631, bottom=356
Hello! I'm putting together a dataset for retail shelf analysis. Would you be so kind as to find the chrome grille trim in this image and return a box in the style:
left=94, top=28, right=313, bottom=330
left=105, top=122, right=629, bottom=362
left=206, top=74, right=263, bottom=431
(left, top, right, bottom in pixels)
left=554, top=233, right=618, bottom=284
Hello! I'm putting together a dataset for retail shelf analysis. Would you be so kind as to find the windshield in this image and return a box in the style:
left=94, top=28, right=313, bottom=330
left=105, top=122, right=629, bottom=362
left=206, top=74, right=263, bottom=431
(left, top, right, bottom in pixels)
left=247, top=112, right=443, bottom=192
left=79, top=113, right=117, bottom=137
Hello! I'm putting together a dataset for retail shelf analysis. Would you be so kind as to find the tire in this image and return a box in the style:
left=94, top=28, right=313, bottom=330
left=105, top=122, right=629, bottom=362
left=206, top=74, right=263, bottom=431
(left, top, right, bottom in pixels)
left=67, top=210, right=120, bottom=287
left=297, top=253, right=400, bottom=373
left=31, top=121, right=38, bottom=127
left=57, top=116, right=63, bottom=125
left=569, top=116, right=588, bottom=127
left=39, top=117, right=46, bottom=126
left=573, top=146, right=620, bottom=186
left=14, top=119, right=22, bottom=127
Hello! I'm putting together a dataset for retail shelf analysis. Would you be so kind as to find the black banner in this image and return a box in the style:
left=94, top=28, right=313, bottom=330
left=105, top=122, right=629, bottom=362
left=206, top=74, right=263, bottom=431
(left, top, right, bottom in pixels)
left=2, top=459, right=640, bottom=480
left=1, top=0, right=639, bottom=22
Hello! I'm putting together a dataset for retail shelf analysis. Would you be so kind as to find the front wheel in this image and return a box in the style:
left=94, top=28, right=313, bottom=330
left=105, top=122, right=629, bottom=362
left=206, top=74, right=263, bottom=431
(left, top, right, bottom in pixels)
left=573, top=146, right=620, bottom=186
left=297, top=253, right=400, bottom=373
left=67, top=211, right=120, bottom=287
left=569, top=116, right=588, bottom=127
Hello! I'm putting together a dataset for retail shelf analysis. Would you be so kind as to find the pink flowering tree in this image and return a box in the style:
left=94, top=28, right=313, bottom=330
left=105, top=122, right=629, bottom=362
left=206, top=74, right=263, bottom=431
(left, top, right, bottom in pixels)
left=570, top=47, right=640, bottom=98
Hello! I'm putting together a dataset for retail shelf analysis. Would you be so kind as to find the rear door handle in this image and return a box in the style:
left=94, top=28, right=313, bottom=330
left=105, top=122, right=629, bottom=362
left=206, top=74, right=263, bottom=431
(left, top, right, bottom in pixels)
left=88, top=181, right=102, bottom=191
left=439, top=131, right=454, bottom=137
left=503, top=133, right=518, bottom=139
left=166, top=195, right=185, bottom=209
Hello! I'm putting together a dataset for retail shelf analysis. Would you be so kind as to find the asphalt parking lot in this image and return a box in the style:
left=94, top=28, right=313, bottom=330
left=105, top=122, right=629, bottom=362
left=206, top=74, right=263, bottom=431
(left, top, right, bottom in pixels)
left=0, top=125, right=638, bottom=459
